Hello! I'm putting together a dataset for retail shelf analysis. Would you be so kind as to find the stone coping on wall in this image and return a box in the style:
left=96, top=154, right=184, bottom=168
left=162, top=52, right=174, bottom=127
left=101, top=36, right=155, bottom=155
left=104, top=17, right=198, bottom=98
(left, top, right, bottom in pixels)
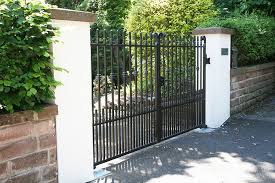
left=192, top=27, right=235, bottom=35
left=49, top=8, right=96, bottom=22
left=231, top=62, right=275, bottom=76
left=0, top=105, right=58, bottom=127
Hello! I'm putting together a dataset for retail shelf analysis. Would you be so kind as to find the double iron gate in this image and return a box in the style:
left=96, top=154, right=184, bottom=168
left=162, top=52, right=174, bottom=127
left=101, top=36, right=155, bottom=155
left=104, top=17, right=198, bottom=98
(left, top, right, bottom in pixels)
left=91, top=30, right=207, bottom=166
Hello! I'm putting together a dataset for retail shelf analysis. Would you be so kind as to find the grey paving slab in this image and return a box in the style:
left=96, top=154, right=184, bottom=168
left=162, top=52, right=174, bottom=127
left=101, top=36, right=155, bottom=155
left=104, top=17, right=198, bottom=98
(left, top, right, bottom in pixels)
left=92, top=95, right=275, bottom=183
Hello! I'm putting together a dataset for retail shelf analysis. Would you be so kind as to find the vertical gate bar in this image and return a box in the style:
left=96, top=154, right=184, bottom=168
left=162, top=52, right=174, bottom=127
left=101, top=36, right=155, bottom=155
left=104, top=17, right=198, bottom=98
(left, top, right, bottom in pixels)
left=170, top=35, right=173, bottom=135
left=91, top=31, right=95, bottom=164
left=108, top=108, right=112, bottom=158
left=128, top=32, right=133, bottom=150
left=101, top=108, right=105, bottom=160
left=115, top=106, right=118, bottom=155
left=193, top=36, right=198, bottom=127
left=165, top=35, right=169, bottom=137
left=155, top=33, right=162, bottom=142
left=138, top=101, right=141, bottom=146
left=201, top=37, right=204, bottom=125
left=139, top=32, right=144, bottom=146
left=189, top=36, right=194, bottom=129
left=195, top=36, right=198, bottom=127
left=185, top=36, right=189, bottom=130
left=177, top=35, right=180, bottom=133
left=95, top=30, right=102, bottom=162
left=173, top=35, right=177, bottom=133
left=116, top=30, right=122, bottom=155
left=176, top=35, right=180, bottom=133
left=171, top=35, right=174, bottom=134
left=134, top=32, right=138, bottom=148
left=167, top=35, right=171, bottom=137
left=179, top=35, right=183, bottom=132
left=192, top=36, right=195, bottom=128
left=169, top=35, right=173, bottom=136
left=123, top=31, right=127, bottom=153
left=198, top=36, right=202, bottom=125
left=176, top=35, right=178, bottom=134
left=150, top=33, right=154, bottom=142
left=202, top=36, right=207, bottom=125
left=95, top=110, right=98, bottom=163
left=199, top=36, right=202, bottom=126
left=145, top=33, right=149, bottom=145
left=191, top=35, right=194, bottom=129
left=177, top=35, right=179, bottom=133
left=162, top=34, right=166, bottom=138
left=103, top=30, right=109, bottom=159
left=201, top=36, right=204, bottom=125
left=187, top=36, right=191, bottom=130
left=183, top=36, right=186, bottom=131
left=200, top=36, right=203, bottom=124
left=195, top=36, right=199, bottom=127
left=110, top=31, right=115, bottom=158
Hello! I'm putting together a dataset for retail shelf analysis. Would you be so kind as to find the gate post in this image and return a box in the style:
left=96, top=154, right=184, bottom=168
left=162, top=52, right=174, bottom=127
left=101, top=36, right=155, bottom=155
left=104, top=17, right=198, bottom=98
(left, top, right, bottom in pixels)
left=193, top=27, right=234, bottom=128
left=50, top=9, right=96, bottom=183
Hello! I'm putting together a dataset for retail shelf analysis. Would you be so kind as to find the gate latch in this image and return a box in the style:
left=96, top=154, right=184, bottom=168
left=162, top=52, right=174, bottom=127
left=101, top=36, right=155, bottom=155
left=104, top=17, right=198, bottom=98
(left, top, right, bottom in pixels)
left=206, top=58, right=211, bottom=64
left=160, top=76, right=165, bottom=86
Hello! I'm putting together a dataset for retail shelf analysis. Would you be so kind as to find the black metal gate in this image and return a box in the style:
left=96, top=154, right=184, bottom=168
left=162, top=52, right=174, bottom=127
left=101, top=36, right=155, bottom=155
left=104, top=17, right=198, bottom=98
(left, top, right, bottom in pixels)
left=91, top=30, right=207, bottom=166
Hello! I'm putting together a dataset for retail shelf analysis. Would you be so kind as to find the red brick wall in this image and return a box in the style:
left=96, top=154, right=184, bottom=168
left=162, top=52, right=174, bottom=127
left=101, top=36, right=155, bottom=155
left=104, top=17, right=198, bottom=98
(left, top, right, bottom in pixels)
left=231, top=62, right=275, bottom=114
left=0, top=105, right=58, bottom=183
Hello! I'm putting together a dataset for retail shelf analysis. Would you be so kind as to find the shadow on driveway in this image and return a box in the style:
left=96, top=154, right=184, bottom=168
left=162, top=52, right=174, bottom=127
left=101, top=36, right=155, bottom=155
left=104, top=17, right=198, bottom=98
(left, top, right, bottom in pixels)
left=92, top=95, right=275, bottom=183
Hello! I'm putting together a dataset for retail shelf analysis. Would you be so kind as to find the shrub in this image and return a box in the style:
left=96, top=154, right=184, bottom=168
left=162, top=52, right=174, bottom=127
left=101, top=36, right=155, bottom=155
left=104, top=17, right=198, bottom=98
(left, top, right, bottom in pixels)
left=0, top=0, right=60, bottom=113
left=126, top=0, right=217, bottom=34
left=199, top=14, right=275, bottom=66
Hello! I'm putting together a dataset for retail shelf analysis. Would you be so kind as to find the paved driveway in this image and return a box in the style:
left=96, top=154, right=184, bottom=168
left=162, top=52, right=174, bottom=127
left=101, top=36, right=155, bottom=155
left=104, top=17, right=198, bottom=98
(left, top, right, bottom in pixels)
left=92, top=94, right=275, bottom=183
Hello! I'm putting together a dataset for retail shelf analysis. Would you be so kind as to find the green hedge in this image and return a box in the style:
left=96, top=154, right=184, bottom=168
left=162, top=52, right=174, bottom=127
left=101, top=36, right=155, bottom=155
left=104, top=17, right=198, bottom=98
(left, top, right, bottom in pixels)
left=0, top=0, right=60, bottom=113
left=199, top=15, right=275, bottom=66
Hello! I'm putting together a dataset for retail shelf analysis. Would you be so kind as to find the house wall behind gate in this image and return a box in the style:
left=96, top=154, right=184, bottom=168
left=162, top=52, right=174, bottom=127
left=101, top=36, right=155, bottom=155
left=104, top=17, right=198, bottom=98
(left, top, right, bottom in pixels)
left=230, top=62, right=275, bottom=114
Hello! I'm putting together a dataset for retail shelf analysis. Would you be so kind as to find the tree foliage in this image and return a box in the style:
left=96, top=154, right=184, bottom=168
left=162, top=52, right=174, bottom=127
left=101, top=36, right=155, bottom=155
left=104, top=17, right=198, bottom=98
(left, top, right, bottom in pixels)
left=126, top=0, right=217, bottom=34
left=214, top=0, right=274, bottom=16
left=45, top=0, right=83, bottom=10
left=46, top=0, right=131, bottom=29
left=0, top=0, right=60, bottom=113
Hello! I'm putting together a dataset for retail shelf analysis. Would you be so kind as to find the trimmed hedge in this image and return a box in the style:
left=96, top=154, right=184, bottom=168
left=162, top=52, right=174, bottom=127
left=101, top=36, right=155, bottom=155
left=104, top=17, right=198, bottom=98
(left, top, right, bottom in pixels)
left=199, top=15, right=275, bottom=66
left=0, top=0, right=60, bottom=113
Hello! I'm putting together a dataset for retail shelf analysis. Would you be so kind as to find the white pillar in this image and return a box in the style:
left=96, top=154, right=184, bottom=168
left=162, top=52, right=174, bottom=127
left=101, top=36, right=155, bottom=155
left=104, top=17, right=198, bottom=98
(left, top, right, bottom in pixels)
left=50, top=9, right=96, bottom=183
left=193, top=27, right=234, bottom=128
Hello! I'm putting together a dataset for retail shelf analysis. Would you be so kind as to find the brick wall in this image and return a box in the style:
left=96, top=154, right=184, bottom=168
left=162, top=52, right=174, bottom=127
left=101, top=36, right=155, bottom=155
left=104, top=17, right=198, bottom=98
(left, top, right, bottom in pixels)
left=0, top=105, right=58, bottom=183
left=231, top=62, right=275, bottom=114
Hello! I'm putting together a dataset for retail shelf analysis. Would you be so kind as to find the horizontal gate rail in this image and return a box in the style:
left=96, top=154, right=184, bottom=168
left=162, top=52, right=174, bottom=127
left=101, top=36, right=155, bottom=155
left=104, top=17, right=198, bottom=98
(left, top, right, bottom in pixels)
left=91, top=30, right=206, bottom=166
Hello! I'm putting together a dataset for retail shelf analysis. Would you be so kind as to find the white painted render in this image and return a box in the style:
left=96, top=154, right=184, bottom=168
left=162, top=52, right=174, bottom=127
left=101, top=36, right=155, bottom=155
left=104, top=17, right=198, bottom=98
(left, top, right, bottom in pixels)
left=52, top=20, right=94, bottom=183
left=204, top=34, right=231, bottom=128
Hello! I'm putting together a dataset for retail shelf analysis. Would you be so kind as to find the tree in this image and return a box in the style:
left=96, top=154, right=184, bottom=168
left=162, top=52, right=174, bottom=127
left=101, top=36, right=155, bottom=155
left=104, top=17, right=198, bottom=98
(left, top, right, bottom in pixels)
left=214, top=0, right=274, bottom=16
left=126, top=0, right=217, bottom=34
left=46, top=0, right=131, bottom=29
left=46, top=0, right=84, bottom=9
